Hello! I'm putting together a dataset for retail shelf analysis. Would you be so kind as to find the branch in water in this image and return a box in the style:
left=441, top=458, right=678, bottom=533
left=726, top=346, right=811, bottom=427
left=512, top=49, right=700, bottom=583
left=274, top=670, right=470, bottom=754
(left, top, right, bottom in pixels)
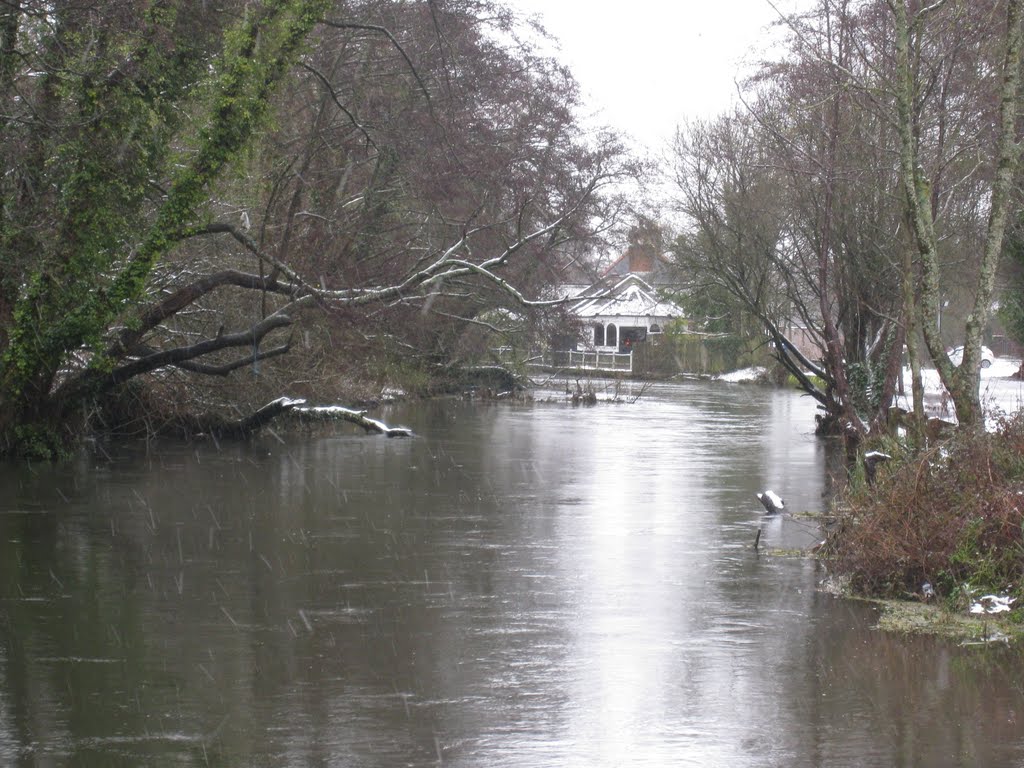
left=180, top=398, right=413, bottom=439
left=290, top=402, right=414, bottom=437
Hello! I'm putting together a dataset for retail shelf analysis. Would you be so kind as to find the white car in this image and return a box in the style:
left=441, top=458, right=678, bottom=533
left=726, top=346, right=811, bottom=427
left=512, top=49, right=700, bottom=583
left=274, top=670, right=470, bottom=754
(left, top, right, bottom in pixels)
left=947, top=345, right=995, bottom=368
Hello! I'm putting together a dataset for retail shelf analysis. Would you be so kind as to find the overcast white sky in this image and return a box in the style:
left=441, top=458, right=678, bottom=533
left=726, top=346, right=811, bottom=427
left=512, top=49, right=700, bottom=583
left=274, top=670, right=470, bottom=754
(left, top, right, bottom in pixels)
left=506, top=1, right=804, bottom=153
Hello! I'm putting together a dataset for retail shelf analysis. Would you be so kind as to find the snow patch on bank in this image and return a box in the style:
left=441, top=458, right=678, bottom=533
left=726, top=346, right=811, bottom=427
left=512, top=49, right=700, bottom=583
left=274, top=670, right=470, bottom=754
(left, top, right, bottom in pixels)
left=715, top=366, right=768, bottom=383
left=715, top=356, right=1024, bottom=424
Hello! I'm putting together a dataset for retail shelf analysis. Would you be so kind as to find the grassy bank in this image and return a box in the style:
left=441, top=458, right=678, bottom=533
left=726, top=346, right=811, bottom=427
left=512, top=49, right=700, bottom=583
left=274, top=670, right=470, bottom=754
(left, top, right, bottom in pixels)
left=821, top=413, right=1024, bottom=636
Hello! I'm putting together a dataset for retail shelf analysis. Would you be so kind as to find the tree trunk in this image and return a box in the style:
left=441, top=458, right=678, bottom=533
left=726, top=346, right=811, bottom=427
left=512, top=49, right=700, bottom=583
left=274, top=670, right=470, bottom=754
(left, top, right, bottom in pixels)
left=891, top=0, right=1023, bottom=430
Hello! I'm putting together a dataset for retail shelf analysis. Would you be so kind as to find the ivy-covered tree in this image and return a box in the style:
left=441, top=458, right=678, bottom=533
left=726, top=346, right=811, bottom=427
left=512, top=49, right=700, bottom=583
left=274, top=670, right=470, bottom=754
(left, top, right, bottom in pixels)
left=0, top=0, right=335, bottom=457
left=0, top=0, right=628, bottom=458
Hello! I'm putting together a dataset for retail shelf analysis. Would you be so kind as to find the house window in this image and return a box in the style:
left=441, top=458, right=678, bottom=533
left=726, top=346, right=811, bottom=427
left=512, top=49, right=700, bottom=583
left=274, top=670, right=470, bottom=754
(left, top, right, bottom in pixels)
left=593, top=323, right=605, bottom=346
left=606, top=323, right=617, bottom=348
left=649, top=324, right=662, bottom=334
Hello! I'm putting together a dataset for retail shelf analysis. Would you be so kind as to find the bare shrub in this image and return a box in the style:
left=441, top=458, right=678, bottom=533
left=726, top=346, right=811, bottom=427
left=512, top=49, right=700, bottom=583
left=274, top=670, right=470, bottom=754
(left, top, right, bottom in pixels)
left=825, top=414, right=1024, bottom=603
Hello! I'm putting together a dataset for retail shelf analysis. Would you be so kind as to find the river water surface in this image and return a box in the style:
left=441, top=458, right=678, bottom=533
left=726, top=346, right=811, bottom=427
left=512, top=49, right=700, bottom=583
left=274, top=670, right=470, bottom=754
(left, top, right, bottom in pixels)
left=2, top=380, right=1024, bottom=767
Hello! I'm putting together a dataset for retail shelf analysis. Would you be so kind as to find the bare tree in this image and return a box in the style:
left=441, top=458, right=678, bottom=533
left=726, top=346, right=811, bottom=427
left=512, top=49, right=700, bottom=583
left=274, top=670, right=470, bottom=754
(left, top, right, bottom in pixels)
left=672, top=0, right=1024, bottom=440
left=890, top=0, right=1024, bottom=429
left=671, top=8, right=906, bottom=439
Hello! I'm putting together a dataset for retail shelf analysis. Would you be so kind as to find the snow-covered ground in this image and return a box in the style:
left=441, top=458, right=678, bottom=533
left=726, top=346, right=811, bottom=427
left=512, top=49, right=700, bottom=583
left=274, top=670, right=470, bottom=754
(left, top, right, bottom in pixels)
left=894, top=357, right=1024, bottom=424
left=717, top=358, right=1024, bottom=426
left=716, top=366, right=769, bottom=383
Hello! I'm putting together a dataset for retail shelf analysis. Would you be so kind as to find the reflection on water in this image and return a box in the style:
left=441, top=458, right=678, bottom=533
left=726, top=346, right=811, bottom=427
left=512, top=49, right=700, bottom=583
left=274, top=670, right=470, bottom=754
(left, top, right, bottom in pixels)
left=1, top=380, right=1023, bottom=767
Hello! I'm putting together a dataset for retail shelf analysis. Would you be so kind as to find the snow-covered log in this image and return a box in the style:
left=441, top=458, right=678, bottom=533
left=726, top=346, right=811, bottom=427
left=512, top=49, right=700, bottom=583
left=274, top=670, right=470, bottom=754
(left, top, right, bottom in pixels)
left=182, top=397, right=412, bottom=440
left=238, top=396, right=306, bottom=433
left=175, top=396, right=307, bottom=439
left=290, top=402, right=413, bottom=437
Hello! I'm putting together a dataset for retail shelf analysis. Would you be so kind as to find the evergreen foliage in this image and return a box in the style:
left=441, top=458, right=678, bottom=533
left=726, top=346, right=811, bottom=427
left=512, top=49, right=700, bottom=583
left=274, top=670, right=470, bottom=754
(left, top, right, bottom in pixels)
left=0, top=0, right=331, bottom=456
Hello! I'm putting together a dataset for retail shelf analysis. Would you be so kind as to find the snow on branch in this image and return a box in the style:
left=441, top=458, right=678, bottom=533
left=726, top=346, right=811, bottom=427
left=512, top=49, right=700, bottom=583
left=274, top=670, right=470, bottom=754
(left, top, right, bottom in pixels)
left=446, top=259, right=576, bottom=307
left=285, top=399, right=414, bottom=437
left=202, top=397, right=414, bottom=439
left=190, top=170, right=609, bottom=314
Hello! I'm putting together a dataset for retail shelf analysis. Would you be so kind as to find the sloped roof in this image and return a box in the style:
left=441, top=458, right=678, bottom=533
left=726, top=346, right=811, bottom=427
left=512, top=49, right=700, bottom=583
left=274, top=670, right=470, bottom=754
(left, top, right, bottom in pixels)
left=572, top=274, right=684, bottom=320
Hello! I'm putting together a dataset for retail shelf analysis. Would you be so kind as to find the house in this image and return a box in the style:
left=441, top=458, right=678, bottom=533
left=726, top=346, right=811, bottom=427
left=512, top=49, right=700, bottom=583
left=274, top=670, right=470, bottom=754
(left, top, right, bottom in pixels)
left=565, top=221, right=686, bottom=353
left=572, top=273, right=685, bottom=353
left=539, top=221, right=691, bottom=372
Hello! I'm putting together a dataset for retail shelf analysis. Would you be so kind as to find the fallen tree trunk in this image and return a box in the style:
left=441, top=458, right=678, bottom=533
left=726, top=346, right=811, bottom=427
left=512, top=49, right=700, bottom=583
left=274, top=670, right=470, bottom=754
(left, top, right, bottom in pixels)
left=290, top=402, right=414, bottom=437
left=179, top=397, right=413, bottom=439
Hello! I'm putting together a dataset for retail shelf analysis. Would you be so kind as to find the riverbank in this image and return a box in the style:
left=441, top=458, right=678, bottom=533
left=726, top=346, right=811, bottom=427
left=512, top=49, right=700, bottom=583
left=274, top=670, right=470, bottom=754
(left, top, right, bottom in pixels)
left=818, top=400, right=1024, bottom=642
left=874, top=599, right=1024, bottom=643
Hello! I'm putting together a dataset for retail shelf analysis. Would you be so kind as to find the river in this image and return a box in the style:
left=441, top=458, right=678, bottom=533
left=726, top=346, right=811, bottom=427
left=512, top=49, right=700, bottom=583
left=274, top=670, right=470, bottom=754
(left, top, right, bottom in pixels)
left=1, top=380, right=1023, bottom=767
